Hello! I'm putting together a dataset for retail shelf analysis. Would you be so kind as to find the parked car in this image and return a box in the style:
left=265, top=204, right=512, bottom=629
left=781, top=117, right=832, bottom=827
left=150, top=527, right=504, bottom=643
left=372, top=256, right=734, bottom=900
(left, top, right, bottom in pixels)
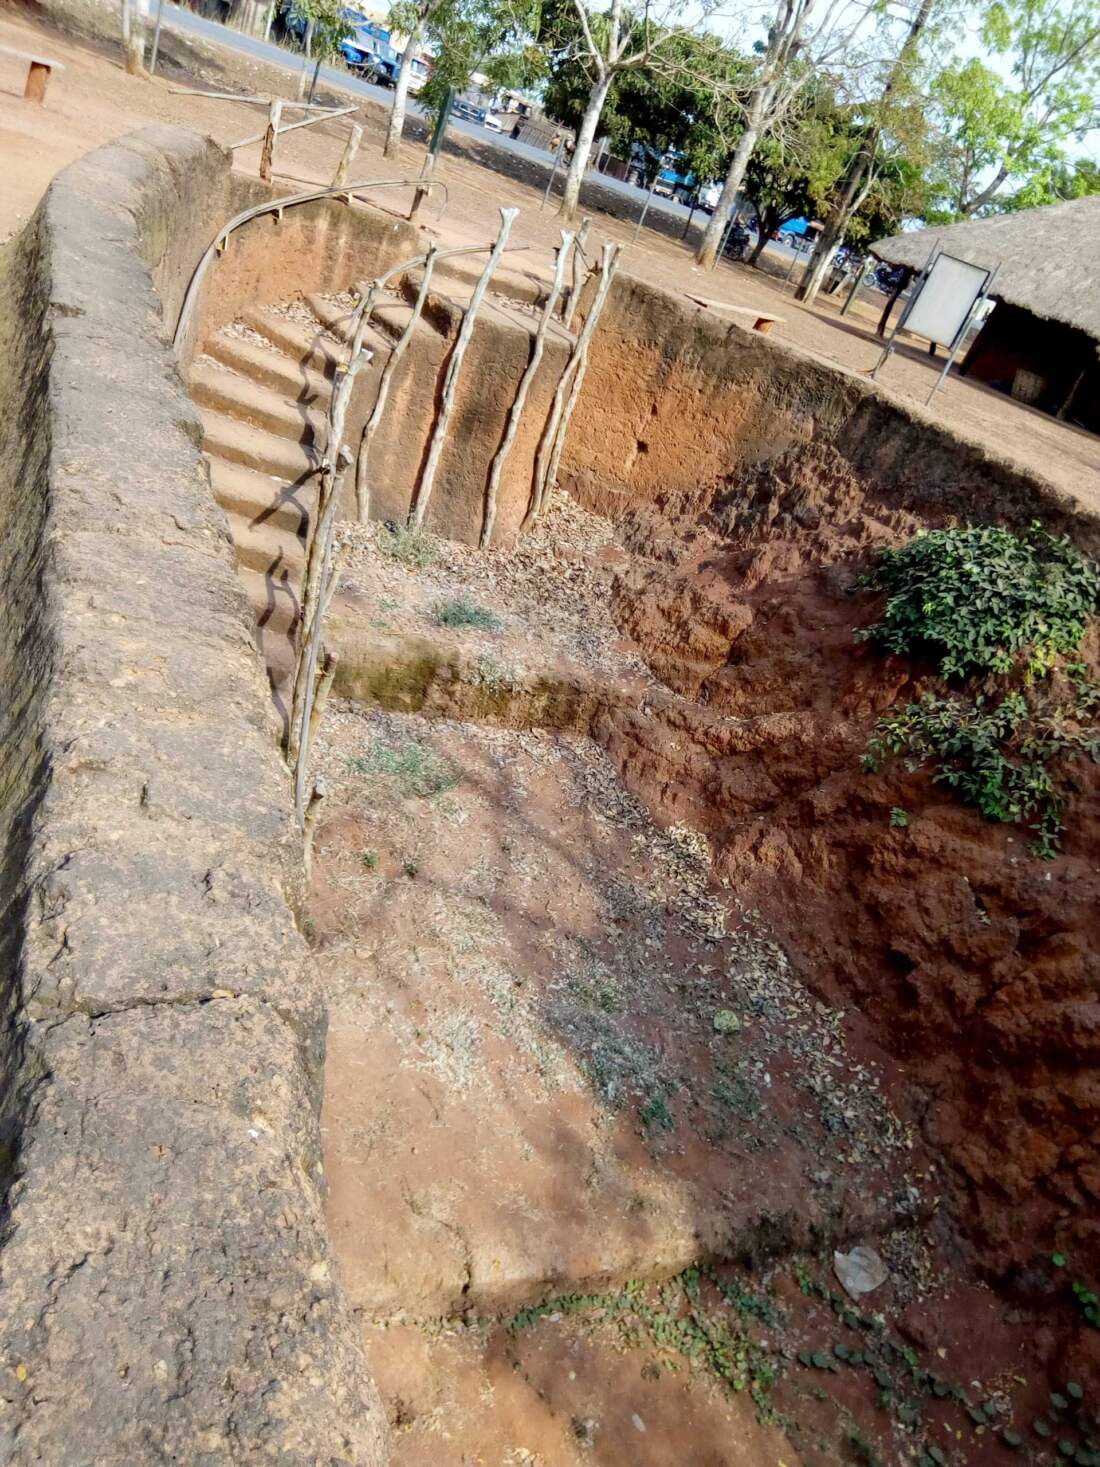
left=483, top=112, right=504, bottom=132
left=699, top=182, right=722, bottom=212
left=452, top=98, right=487, bottom=124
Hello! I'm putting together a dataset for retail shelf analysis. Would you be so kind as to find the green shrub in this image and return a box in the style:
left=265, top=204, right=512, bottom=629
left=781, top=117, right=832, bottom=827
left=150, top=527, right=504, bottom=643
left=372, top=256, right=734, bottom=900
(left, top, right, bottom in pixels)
left=856, top=526, right=1100, bottom=856
left=855, top=524, right=1099, bottom=678
left=863, top=689, right=1100, bottom=858
left=377, top=521, right=439, bottom=569
left=432, top=597, right=502, bottom=631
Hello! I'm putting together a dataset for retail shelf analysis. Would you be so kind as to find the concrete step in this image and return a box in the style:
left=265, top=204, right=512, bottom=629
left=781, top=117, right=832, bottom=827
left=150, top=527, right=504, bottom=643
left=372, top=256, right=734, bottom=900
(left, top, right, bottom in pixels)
left=240, top=563, right=301, bottom=642
left=201, top=409, right=322, bottom=481
left=306, top=293, right=361, bottom=343
left=208, top=459, right=316, bottom=539
left=224, top=507, right=308, bottom=580
left=192, top=361, right=328, bottom=444
left=243, top=305, right=346, bottom=377
left=204, top=331, right=335, bottom=402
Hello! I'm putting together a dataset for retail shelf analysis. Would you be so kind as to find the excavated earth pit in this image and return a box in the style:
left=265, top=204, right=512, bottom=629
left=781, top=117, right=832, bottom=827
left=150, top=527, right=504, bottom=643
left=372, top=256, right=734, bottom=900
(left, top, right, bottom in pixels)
left=189, top=220, right=1100, bottom=1460
left=294, top=487, right=1100, bottom=1464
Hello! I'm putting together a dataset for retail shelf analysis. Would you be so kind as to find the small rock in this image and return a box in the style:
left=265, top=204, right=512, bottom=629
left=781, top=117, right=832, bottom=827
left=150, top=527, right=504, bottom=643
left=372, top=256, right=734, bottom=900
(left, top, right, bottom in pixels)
left=834, top=1245, right=889, bottom=1299
left=631, top=1413, right=646, bottom=1433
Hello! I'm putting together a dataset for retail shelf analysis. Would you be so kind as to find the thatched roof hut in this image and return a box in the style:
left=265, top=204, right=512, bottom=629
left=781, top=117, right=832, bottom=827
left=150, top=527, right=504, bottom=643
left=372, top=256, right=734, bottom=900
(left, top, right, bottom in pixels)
left=871, top=194, right=1100, bottom=342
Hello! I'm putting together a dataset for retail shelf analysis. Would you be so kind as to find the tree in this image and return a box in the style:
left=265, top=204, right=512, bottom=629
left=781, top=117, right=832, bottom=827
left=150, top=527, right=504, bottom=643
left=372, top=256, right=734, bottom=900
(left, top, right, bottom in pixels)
left=926, top=1, right=1100, bottom=221
left=539, top=0, right=720, bottom=221
left=797, top=0, right=937, bottom=304
left=289, top=0, right=347, bottom=102
left=998, top=154, right=1100, bottom=210
left=693, top=0, right=869, bottom=271
left=385, top=0, right=448, bottom=159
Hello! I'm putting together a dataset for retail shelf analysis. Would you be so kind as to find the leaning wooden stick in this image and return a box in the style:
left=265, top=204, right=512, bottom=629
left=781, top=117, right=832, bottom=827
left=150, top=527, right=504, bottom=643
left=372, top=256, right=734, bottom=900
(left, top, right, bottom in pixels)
left=526, top=242, right=619, bottom=528
left=411, top=207, right=519, bottom=529
left=544, top=243, right=620, bottom=497
left=560, top=217, right=590, bottom=331
left=356, top=245, right=440, bottom=521
left=331, top=122, right=362, bottom=188
left=479, top=231, right=574, bottom=548
left=288, top=350, right=365, bottom=774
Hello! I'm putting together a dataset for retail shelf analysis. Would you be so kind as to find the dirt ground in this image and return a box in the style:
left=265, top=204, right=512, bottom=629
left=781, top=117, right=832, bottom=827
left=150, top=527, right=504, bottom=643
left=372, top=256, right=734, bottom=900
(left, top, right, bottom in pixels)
left=2, top=4, right=1099, bottom=514
left=305, top=500, right=1100, bottom=1466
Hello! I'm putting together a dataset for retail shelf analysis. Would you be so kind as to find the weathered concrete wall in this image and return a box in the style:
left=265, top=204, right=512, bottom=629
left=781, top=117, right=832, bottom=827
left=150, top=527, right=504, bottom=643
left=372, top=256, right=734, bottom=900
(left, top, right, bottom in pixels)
left=563, top=275, right=1100, bottom=551
left=0, top=127, right=386, bottom=1464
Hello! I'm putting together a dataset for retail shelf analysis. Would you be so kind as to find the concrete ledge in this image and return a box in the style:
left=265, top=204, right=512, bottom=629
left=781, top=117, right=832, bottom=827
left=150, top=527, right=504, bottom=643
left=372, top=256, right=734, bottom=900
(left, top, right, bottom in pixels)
left=0, top=128, right=385, bottom=1462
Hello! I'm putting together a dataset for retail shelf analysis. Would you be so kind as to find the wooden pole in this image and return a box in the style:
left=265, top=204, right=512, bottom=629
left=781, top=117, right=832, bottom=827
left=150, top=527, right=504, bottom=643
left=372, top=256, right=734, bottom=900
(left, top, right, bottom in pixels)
left=332, top=123, right=363, bottom=189
left=526, top=242, right=618, bottom=527
left=560, top=217, right=589, bottom=331
left=259, top=98, right=282, bottom=183
left=149, top=0, right=166, bottom=72
left=410, top=208, right=519, bottom=529
left=543, top=243, right=620, bottom=501
left=481, top=232, right=573, bottom=548
left=356, top=245, right=440, bottom=522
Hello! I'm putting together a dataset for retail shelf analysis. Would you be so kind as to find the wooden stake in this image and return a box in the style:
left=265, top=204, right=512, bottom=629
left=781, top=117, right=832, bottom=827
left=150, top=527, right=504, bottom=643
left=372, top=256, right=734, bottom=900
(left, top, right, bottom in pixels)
left=411, top=208, right=518, bottom=529
left=356, top=245, right=440, bottom=522
left=480, top=231, right=573, bottom=548
left=409, top=151, right=435, bottom=222
left=526, top=242, right=619, bottom=528
left=302, top=776, right=326, bottom=885
left=331, top=122, right=362, bottom=188
left=259, top=97, right=282, bottom=183
left=545, top=243, right=620, bottom=499
left=560, top=218, right=590, bottom=331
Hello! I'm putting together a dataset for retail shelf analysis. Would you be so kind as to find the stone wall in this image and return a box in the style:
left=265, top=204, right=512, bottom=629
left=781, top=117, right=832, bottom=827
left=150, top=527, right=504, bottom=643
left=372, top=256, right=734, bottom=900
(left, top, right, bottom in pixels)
left=0, top=127, right=385, bottom=1464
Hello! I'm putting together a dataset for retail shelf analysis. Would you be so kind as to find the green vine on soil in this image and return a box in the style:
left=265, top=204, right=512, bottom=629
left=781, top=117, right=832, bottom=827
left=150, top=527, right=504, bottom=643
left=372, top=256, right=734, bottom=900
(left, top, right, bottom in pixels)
left=855, top=525, right=1100, bottom=857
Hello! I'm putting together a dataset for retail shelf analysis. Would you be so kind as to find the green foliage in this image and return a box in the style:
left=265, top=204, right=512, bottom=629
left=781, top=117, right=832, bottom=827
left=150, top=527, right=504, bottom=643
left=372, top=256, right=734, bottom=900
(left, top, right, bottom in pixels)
left=862, top=689, right=1100, bottom=856
left=350, top=738, right=460, bottom=797
left=889, top=807, right=909, bottom=828
left=855, top=525, right=1099, bottom=679
left=926, top=0, right=1100, bottom=218
left=377, top=520, right=439, bottom=568
left=857, top=526, right=1100, bottom=856
left=508, top=1267, right=776, bottom=1409
left=416, top=0, right=542, bottom=128
left=289, top=0, right=347, bottom=62
left=432, top=597, right=502, bottom=630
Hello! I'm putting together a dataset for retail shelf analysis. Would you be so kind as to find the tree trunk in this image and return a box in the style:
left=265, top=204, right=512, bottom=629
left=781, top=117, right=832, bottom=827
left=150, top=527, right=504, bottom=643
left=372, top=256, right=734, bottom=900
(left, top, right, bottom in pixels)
left=120, top=0, right=130, bottom=45
left=385, top=28, right=421, bottom=160
left=694, top=120, right=760, bottom=271
left=559, top=72, right=612, bottom=221
left=748, top=226, right=771, bottom=267
left=797, top=0, right=935, bottom=305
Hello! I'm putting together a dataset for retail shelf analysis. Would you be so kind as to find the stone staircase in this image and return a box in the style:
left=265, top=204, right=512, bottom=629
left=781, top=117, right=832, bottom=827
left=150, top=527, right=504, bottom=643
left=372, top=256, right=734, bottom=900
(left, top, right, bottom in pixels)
left=192, top=300, right=361, bottom=721
left=192, top=261, right=558, bottom=723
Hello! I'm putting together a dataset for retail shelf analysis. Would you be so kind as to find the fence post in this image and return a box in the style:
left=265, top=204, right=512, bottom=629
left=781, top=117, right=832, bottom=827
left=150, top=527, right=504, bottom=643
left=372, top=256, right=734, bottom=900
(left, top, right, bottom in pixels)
left=259, top=97, right=282, bottom=183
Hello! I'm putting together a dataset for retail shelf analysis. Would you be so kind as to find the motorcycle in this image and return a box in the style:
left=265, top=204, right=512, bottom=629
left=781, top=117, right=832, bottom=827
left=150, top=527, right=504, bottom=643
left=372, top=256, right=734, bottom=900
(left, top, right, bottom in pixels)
left=724, top=221, right=752, bottom=262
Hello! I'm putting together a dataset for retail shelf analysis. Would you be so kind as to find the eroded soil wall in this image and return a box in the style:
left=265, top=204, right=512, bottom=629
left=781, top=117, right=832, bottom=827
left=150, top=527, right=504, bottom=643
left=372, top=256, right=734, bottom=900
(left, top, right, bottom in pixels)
left=0, top=127, right=384, bottom=1464
left=600, top=434, right=1100, bottom=1276
left=563, top=276, right=1100, bottom=555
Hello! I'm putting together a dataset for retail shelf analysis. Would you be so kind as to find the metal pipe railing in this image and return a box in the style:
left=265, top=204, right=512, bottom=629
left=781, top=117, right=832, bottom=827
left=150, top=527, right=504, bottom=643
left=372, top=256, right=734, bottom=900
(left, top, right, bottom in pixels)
left=171, top=176, right=448, bottom=352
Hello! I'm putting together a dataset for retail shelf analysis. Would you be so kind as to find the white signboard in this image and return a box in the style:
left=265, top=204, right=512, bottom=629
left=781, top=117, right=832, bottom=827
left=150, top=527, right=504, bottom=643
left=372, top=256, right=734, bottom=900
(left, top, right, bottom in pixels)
left=902, top=253, right=993, bottom=349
